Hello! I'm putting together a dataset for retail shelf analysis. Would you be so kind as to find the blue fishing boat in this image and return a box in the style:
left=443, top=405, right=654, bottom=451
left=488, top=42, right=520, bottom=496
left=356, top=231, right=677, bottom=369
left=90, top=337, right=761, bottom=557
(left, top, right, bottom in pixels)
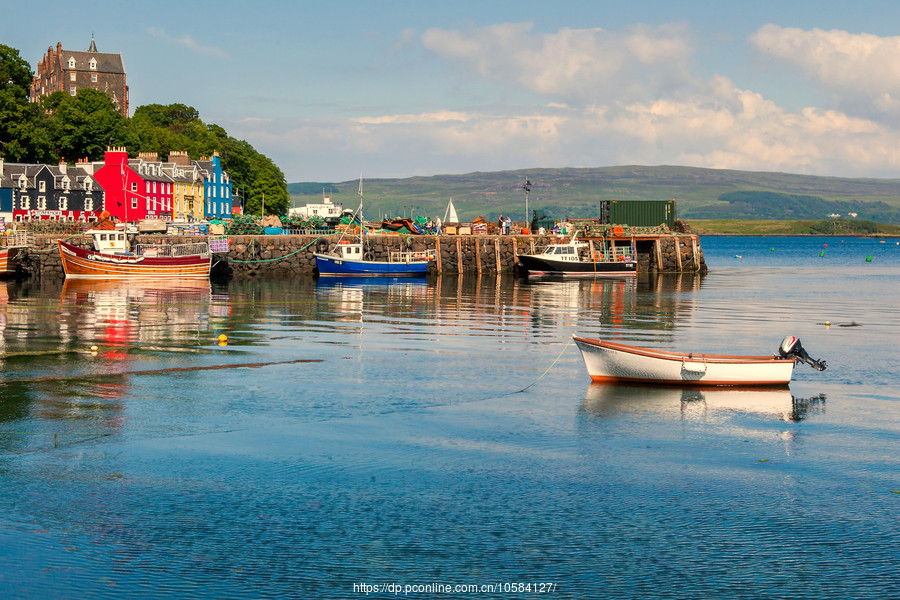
left=314, top=177, right=433, bottom=277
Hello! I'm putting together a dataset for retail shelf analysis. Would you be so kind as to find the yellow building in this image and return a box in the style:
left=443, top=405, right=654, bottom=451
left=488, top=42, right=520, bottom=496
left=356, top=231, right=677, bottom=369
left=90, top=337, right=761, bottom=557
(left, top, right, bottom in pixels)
left=165, top=152, right=205, bottom=221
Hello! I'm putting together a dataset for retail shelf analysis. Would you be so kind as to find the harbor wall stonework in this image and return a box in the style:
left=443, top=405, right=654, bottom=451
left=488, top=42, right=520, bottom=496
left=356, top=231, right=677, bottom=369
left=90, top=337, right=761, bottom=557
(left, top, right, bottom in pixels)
left=17, top=233, right=707, bottom=280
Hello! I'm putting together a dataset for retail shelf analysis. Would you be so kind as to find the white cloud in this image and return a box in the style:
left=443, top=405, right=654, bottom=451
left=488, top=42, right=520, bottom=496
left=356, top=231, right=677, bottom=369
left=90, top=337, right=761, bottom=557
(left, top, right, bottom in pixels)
left=233, top=23, right=900, bottom=181
left=147, top=27, right=228, bottom=58
left=750, top=24, right=900, bottom=118
left=421, top=22, right=695, bottom=104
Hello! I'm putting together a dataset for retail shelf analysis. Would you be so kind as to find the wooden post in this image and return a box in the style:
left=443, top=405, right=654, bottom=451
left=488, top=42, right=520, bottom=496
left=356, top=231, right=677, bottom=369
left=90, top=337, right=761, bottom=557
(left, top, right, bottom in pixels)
left=475, top=237, right=482, bottom=274
left=435, top=236, right=442, bottom=273
left=655, top=238, right=663, bottom=271
left=456, top=238, right=463, bottom=274
left=691, top=236, right=700, bottom=272
left=512, top=237, right=518, bottom=274
left=495, top=239, right=501, bottom=273
left=674, top=236, right=683, bottom=272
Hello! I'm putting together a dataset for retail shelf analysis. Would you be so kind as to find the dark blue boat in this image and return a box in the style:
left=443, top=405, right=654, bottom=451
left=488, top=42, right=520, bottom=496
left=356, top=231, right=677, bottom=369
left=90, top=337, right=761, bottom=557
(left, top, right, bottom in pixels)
left=314, top=241, right=432, bottom=276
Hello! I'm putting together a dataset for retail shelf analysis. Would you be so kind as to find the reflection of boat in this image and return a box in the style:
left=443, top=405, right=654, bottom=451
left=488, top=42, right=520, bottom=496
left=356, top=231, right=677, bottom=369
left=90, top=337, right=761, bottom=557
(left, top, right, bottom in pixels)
left=572, top=335, right=826, bottom=386
left=314, top=178, right=433, bottom=277
left=582, top=383, right=826, bottom=422
left=58, top=229, right=211, bottom=279
left=0, top=247, right=18, bottom=277
left=517, top=230, right=636, bottom=277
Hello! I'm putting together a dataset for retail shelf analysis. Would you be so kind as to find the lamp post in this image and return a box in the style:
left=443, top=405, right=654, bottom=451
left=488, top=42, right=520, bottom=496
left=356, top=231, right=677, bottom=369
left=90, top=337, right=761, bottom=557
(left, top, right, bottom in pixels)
left=522, top=177, right=532, bottom=230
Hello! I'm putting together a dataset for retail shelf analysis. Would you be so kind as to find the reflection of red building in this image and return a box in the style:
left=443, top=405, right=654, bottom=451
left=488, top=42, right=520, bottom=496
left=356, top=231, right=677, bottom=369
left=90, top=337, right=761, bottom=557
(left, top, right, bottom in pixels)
left=93, top=148, right=174, bottom=222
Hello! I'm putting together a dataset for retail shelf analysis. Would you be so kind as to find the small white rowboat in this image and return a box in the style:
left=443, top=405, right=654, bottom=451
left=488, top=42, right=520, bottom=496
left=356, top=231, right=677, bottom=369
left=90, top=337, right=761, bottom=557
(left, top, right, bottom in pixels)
left=572, top=335, right=826, bottom=387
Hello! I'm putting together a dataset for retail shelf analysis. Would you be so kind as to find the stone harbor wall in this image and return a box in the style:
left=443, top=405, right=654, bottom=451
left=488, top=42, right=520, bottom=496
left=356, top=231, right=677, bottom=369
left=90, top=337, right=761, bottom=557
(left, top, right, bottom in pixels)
left=16, top=233, right=707, bottom=280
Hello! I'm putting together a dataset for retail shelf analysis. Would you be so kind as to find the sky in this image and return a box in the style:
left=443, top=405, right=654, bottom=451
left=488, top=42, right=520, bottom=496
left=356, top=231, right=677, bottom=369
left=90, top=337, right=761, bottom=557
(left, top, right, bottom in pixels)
left=7, top=0, right=900, bottom=183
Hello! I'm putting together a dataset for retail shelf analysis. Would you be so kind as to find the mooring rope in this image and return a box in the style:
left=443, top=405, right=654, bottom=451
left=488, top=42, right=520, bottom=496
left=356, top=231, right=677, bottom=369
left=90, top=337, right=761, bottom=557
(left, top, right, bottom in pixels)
left=513, top=337, right=574, bottom=394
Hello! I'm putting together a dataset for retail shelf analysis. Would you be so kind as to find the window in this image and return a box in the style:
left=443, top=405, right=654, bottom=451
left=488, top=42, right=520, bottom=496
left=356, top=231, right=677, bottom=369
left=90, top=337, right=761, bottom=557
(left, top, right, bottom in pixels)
left=89, top=58, right=97, bottom=70
left=69, top=85, right=76, bottom=96
left=91, top=73, right=97, bottom=83
left=60, top=197, right=68, bottom=211
left=70, top=72, right=77, bottom=82
left=85, top=198, right=93, bottom=211
left=39, top=180, right=46, bottom=192
left=21, top=196, right=30, bottom=209
left=131, top=182, right=137, bottom=192
left=68, top=57, right=76, bottom=68
left=38, top=197, right=46, bottom=210
left=132, top=197, right=137, bottom=209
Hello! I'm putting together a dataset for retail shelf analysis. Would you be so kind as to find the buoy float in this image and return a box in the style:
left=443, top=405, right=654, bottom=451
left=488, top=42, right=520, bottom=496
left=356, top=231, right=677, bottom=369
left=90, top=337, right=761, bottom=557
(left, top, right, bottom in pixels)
left=819, top=251, right=825, bottom=257
left=866, top=255, right=873, bottom=262
left=90, top=345, right=98, bottom=354
left=217, top=334, right=228, bottom=343
left=825, top=321, right=831, bottom=327
left=824, top=243, right=828, bottom=248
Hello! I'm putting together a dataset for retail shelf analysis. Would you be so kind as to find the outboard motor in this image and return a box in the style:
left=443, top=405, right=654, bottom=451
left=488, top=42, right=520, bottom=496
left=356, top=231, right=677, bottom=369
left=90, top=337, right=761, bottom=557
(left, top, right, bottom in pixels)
left=778, top=335, right=827, bottom=371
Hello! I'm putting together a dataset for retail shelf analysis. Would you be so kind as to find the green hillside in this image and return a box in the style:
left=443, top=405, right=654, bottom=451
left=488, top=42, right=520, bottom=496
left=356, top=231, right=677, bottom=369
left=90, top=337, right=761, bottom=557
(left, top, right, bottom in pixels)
left=289, top=166, right=900, bottom=224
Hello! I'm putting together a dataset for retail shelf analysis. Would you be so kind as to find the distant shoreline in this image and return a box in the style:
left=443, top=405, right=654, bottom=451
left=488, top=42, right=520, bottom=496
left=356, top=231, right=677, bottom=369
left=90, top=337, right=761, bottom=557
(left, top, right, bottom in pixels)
left=684, top=218, right=900, bottom=237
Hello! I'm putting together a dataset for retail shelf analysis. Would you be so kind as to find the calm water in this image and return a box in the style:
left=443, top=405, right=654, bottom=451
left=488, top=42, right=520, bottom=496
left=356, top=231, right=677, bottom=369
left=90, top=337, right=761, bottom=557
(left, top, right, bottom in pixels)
left=1, top=236, right=898, bottom=599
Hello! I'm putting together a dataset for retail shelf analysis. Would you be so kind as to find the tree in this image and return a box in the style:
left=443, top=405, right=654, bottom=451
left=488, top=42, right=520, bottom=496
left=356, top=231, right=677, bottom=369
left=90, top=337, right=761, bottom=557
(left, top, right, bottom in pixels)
left=46, top=89, right=136, bottom=161
left=0, top=44, right=54, bottom=162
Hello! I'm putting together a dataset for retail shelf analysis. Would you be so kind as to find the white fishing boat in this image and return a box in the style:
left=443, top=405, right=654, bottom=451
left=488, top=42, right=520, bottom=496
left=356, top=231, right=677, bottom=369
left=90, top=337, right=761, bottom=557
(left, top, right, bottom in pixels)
left=572, top=335, right=826, bottom=386
left=518, top=230, right=637, bottom=277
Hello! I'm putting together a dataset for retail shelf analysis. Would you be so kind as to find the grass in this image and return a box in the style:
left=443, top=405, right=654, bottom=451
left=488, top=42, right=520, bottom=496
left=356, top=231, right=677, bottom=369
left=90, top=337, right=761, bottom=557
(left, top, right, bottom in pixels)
left=685, top=219, right=900, bottom=236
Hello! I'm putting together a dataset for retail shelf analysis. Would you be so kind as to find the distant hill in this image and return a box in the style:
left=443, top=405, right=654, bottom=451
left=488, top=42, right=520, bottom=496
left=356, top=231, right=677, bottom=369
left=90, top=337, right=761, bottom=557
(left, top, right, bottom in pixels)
left=289, top=166, right=900, bottom=224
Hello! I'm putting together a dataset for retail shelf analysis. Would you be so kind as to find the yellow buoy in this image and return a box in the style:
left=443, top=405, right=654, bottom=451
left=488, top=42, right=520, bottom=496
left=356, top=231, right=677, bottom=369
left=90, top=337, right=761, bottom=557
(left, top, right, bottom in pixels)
left=217, top=334, right=228, bottom=343
left=90, top=345, right=98, bottom=352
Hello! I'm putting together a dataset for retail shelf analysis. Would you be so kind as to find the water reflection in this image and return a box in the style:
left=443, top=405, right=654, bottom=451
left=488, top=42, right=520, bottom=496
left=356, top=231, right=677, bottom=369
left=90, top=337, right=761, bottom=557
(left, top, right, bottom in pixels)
left=581, top=383, right=826, bottom=423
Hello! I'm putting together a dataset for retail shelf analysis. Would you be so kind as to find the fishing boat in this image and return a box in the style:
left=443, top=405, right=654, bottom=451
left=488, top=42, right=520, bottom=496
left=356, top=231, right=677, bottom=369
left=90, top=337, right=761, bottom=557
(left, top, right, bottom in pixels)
left=314, top=178, right=434, bottom=277
left=518, top=230, right=637, bottom=277
left=0, top=230, right=32, bottom=278
left=572, top=335, right=826, bottom=386
left=57, top=228, right=211, bottom=279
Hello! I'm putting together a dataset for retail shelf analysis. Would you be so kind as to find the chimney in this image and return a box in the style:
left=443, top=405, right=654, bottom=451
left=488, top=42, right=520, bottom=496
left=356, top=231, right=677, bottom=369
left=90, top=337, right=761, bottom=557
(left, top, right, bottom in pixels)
left=58, top=161, right=67, bottom=174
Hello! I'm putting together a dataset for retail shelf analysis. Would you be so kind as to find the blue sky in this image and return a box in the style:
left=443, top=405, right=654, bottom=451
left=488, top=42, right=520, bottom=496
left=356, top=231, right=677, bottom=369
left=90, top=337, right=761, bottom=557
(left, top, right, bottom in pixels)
left=7, top=0, right=900, bottom=182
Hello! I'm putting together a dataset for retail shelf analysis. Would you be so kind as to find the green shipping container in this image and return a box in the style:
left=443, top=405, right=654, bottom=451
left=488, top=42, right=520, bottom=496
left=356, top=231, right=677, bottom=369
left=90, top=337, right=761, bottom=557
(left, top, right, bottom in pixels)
left=608, top=200, right=676, bottom=229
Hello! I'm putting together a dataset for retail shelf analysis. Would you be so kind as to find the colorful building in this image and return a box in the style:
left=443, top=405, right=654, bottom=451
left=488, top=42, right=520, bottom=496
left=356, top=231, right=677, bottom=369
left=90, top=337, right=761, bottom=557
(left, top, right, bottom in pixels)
left=0, top=158, right=103, bottom=222
left=194, top=152, right=233, bottom=220
left=165, top=151, right=205, bottom=221
left=93, top=148, right=173, bottom=222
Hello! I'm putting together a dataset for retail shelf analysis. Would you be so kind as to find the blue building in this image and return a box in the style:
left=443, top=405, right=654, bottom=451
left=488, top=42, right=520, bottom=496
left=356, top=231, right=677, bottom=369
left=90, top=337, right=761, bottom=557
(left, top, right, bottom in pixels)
left=195, top=152, right=233, bottom=220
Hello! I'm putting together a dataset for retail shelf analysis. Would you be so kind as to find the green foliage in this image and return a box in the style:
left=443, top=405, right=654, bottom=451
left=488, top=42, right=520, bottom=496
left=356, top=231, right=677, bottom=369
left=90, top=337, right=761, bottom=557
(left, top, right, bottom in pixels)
left=45, top=89, right=136, bottom=161
left=807, top=219, right=885, bottom=235
left=708, top=191, right=900, bottom=223
left=0, top=44, right=55, bottom=162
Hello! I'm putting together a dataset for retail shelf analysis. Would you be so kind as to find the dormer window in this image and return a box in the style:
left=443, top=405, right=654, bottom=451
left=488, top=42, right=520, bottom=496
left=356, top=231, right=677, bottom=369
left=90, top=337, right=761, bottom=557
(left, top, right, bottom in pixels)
left=89, top=58, right=97, bottom=70
left=18, top=177, right=26, bottom=190
left=68, top=57, right=76, bottom=68
left=39, top=180, right=46, bottom=192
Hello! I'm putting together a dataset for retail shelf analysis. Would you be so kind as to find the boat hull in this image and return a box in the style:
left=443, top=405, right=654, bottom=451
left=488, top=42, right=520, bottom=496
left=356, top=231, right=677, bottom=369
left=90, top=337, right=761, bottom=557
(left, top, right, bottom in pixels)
left=573, top=335, right=795, bottom=386
left=314, top=254, right=428, bottom=277
left=519, top=254, right=636, bottom=277
left=58, top=240, right=210, bottom=279
left=0, top=248, right=18, bottom=278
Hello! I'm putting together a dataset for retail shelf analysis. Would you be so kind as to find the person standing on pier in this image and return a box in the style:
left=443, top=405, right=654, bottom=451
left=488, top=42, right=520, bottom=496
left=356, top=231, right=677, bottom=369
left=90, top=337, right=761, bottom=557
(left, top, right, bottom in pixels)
left=498, top=214, right=504, bottom=235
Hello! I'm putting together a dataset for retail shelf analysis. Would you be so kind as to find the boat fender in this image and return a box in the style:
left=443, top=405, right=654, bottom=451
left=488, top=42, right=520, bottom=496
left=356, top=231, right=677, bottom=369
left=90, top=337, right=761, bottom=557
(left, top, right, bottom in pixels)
left=364, top=251, right=375, bottom=261
left=593, top=252, right=601, bottom=261
left=316, top=239, right=329, bottom=253
left=613, top=226, right=624, bottom=236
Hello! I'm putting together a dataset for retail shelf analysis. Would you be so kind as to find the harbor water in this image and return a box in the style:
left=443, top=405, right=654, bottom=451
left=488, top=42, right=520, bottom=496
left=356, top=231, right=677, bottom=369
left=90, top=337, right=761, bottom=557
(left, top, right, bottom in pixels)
left=1, top=236, right=898, bottom=598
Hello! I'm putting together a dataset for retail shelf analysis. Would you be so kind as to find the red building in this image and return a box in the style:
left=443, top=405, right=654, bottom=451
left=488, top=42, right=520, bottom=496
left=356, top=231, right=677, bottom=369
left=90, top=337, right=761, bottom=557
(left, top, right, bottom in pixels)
left=93, top=148, right=174, bottom=222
